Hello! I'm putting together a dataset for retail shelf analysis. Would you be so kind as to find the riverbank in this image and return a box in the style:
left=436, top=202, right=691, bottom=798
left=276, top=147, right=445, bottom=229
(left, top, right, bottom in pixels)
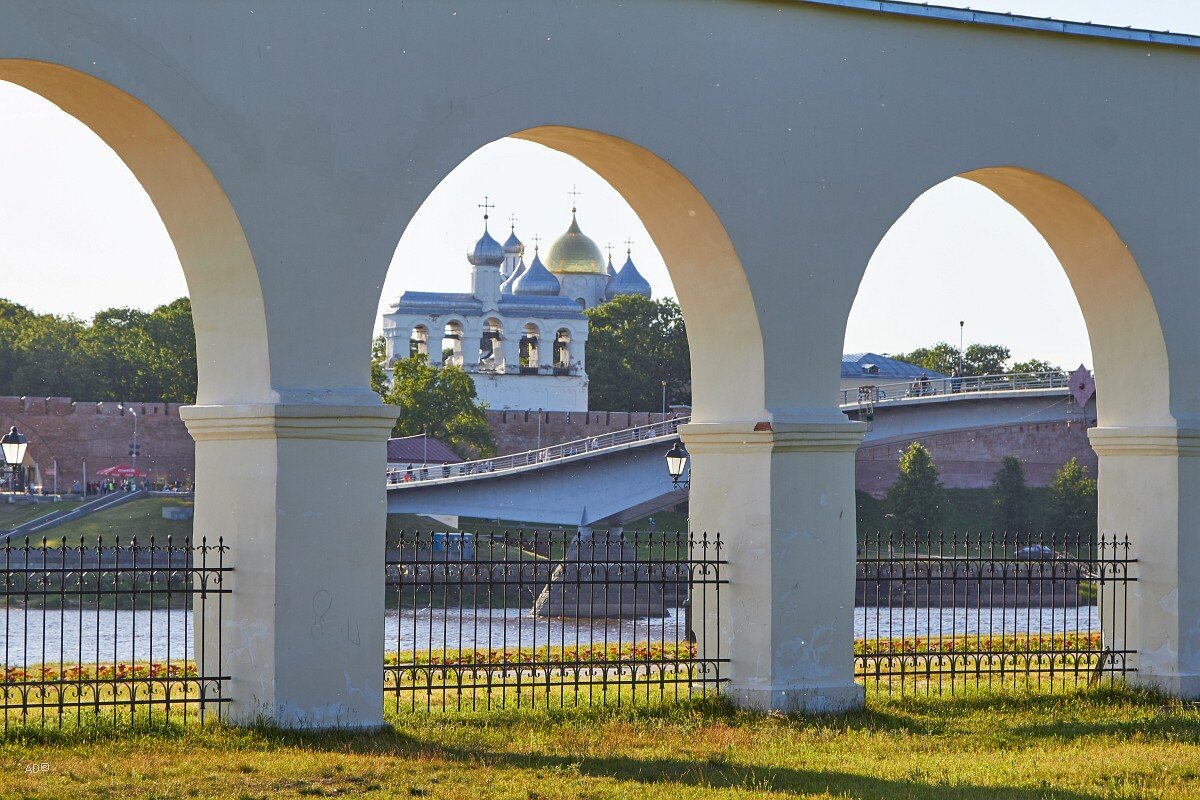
left=2, top=686, right=1197, bottom=798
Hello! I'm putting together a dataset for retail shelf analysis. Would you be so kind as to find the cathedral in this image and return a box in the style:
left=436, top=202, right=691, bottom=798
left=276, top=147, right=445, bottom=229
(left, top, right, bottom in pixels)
left=382, top=202, right=652, bottom=412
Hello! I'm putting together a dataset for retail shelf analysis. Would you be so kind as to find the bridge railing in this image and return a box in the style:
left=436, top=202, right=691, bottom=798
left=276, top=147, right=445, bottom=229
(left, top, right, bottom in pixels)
left=840, top=369, right=1080, bottom=406
left=387, top=415, right=690, bottom=487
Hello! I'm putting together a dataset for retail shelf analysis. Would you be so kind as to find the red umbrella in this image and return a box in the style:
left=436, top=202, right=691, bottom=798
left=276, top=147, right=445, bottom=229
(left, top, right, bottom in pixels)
left=95, top=465, right=149, bottom=478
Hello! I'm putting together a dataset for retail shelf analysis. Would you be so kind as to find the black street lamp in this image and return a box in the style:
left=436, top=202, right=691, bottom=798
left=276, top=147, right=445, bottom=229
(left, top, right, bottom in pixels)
left=664, top=440, right=689, bottom=488
left=1, top=426, right=29, bottom=493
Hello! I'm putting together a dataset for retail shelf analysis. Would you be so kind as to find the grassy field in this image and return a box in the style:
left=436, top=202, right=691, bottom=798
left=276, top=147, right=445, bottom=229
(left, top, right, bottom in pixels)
left=39, top=496, right=195, bottom=545
left=1, top=686, right=1198, bottom=798
left=857, top=488, right=1058, bottom=537
left=0, top=498, right=83, bottom=533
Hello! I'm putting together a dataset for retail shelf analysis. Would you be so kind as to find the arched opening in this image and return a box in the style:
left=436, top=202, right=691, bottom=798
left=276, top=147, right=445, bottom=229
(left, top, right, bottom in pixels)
left=845, top=165, right=1170, bottom=691
left=480, top=317, right=505, bottom=372
left=378, top=127, right=762, bottom=424
left=442, top=320, right=465, bottom=367
left=553, top=328, right=573, bottom=376
left=520, top=322, right=541, bottom=375
left=848, top=167, right=1168, bottom=499
left=0, top=60, right=268, bottom=406
left=410, top=325, right=429, bottom=359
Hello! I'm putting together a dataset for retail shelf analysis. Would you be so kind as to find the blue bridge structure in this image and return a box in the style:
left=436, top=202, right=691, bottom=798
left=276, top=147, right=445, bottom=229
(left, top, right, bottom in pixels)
left=387, top=371, right=1094, bottom=526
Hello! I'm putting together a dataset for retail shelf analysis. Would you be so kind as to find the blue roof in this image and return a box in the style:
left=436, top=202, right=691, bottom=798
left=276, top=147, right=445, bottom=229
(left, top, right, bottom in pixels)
left=498, top=295, right=585, bottom=318
left=842, top=352, right=949, bottom=381
left=394, top=292, right=482, bottom=314
left=801, top=1, right=1200, bottom=49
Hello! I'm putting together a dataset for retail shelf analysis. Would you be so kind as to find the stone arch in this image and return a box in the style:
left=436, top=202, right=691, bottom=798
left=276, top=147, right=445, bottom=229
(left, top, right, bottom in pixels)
left=0, top=60, right=268, bottom=405
left=852, top=166, right=1169, bottom=429
left=509, top=127, right=762, bottom=423
left=961, top=168, right=1169, bottom=428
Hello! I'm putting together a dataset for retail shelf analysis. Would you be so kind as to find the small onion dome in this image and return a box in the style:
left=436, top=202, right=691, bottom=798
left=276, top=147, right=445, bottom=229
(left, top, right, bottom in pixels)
left=500, top=257, right=527, bottom=295
left=546, top=211, right=606, bottom=275
left=503, top=227, right=524, bottom=255
left=605, top=252, right=617, bottom=280
left=608, top=251, right=653, bottom=299
left=512, top=250, right=562, bottom=296
left=467, top=224, right=505, bottom=267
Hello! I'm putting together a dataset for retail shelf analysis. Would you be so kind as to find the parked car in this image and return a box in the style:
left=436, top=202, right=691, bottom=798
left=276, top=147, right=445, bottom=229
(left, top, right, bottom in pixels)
left=1016, top=544, right=1056, bottom=560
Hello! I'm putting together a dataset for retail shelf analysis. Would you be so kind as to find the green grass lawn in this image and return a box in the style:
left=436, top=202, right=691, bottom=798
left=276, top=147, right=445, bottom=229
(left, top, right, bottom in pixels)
left=0, top=498, right=83, bottom=533
left=857, top=488, right=1058, bottom=538
left=42, top=496, right=194, bottom=545
left=1, top=686, right=1198, bottom=798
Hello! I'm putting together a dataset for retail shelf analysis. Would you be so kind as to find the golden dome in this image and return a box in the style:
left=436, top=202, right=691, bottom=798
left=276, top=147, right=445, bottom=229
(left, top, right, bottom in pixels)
left=545, top=211, right=607, bottom=276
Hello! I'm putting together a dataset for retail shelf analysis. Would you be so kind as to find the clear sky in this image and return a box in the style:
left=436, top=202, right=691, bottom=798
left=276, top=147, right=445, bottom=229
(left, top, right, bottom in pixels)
left=3, top=1, right=1198, bottom=371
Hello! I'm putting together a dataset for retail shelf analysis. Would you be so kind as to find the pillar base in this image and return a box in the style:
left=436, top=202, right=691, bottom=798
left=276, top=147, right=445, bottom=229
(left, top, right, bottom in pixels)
left=1129, top=672, right=1200, bottom=699
left=727, top=682, right=864, bottom=714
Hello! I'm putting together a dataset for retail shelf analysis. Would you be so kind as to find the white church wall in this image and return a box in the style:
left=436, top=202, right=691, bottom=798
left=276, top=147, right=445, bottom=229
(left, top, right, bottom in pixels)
left=472, top=373, right=588, bottom=412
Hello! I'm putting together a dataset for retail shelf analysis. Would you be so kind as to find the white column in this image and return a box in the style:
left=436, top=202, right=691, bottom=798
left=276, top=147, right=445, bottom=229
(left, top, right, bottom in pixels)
left=681, top=418, right=866, bottom=713
left=182, top=401, right=398, bottom=728
left=1089, top=425, right=1200, bottom=696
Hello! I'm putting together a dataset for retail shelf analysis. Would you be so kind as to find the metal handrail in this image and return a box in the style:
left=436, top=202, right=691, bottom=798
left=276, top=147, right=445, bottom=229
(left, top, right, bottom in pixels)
left=387, top=415, right=689, bottom=487
left=840, top=369, right=1083, bottom=406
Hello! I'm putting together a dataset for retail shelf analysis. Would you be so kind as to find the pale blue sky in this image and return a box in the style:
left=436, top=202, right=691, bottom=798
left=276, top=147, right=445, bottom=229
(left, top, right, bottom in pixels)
left=2, top=1, right=1198, bottom=371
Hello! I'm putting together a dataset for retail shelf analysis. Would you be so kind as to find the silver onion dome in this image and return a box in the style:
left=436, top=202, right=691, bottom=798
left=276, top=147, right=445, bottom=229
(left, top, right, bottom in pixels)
left=467, top=225, right=505, bottom=267
left=503, top=228, right=524, bottom=255
left=512, top=250, right=562, bottom=296
left=607, top=251, right=653, bottom=299
left=500, top=257, right=527, bottom=295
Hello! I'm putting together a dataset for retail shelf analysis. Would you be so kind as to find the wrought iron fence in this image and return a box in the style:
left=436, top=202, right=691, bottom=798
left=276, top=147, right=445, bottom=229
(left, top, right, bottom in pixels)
left=855, top=531, right=1134, bottom=693
left=1, top=536, right=230, bottom=731
left=384, top=529, right=726, bottom=712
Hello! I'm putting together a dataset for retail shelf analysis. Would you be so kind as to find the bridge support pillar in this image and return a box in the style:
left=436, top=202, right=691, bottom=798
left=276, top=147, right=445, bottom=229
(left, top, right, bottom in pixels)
left=1090, top=425, right=1200, bottom=697
left=181, top=402, right=398, bottom=728
left=680, top=418, right=866, bottom=713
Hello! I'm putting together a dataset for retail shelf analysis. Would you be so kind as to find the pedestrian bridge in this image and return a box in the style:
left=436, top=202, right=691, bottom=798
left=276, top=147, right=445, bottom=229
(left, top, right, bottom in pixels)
left=386, top=417, right=688, bottom=527
left=386, top=371, right=1094, bottom=525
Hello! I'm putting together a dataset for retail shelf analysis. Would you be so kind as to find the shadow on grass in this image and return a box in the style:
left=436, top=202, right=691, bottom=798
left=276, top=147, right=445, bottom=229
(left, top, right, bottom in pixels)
left=6, top=687, right=1194, bottom=799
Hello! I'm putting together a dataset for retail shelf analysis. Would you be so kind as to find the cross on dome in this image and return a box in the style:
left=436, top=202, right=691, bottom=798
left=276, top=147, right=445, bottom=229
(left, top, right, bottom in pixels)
left=568, top=185, right=581, bottom=212
left=624, top=237, right=634, bottom=254
left=478, top=195, right=495, bottom=224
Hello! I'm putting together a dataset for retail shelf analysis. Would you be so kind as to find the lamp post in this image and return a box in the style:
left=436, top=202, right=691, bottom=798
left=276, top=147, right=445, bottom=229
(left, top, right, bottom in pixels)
left=661, top=380, right=667, bottom=419
left=664, top=439, right=689, bottom=488
left=1, top=426, right=29, bottom=494
left=959, top=320, right=965, bottom=375
left=118, top=404, right=140, bottom=484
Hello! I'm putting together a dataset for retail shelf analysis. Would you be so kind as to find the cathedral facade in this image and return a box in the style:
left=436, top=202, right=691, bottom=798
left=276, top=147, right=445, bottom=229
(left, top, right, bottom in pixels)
left=382, top=205, right=652, bottom=412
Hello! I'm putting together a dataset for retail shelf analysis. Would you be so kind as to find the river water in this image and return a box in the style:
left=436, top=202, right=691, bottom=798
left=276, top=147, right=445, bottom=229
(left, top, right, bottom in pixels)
left=1, top=605, right=1103, bottom=667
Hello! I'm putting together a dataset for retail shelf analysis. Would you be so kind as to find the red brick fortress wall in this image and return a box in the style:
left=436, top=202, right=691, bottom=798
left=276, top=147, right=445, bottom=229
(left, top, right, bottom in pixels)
left=856, top=420, right=1097, bottom=498
left=0, top=396, right=195, bottom=489
left=485, top=410, right=688, bottom=456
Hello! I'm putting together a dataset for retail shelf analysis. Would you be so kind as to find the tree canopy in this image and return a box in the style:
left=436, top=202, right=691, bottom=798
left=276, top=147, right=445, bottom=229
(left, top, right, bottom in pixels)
left=1046, top=457, right=1098, bottom=535
left=584, top=295, right=691, bottom=412
left=375, top=353, right=495, bottom=459
left=891, top=341, right=1064, bottom=378
left=0, top=297, right=197, bottom=403
left=991, top=455, right=1029, bottom=533
left=886, top=442, right=946, bottom=536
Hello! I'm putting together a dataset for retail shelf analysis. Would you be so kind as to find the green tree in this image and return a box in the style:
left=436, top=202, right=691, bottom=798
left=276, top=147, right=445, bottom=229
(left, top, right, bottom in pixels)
left=1046, top=457, right=1098, bottom=535
left=584, top=295, right=691, bottom=411
left=370, top=335, right=390, bottom=399
left=886, top=442, right=946, bottom=536
left=892, top=341, right=1012, bottom=377
left=1010, top=358, right=1059, bottom=375
left=991, top=455, right=1029, bottom=533
left=381, top=354, right=495, bottom=459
